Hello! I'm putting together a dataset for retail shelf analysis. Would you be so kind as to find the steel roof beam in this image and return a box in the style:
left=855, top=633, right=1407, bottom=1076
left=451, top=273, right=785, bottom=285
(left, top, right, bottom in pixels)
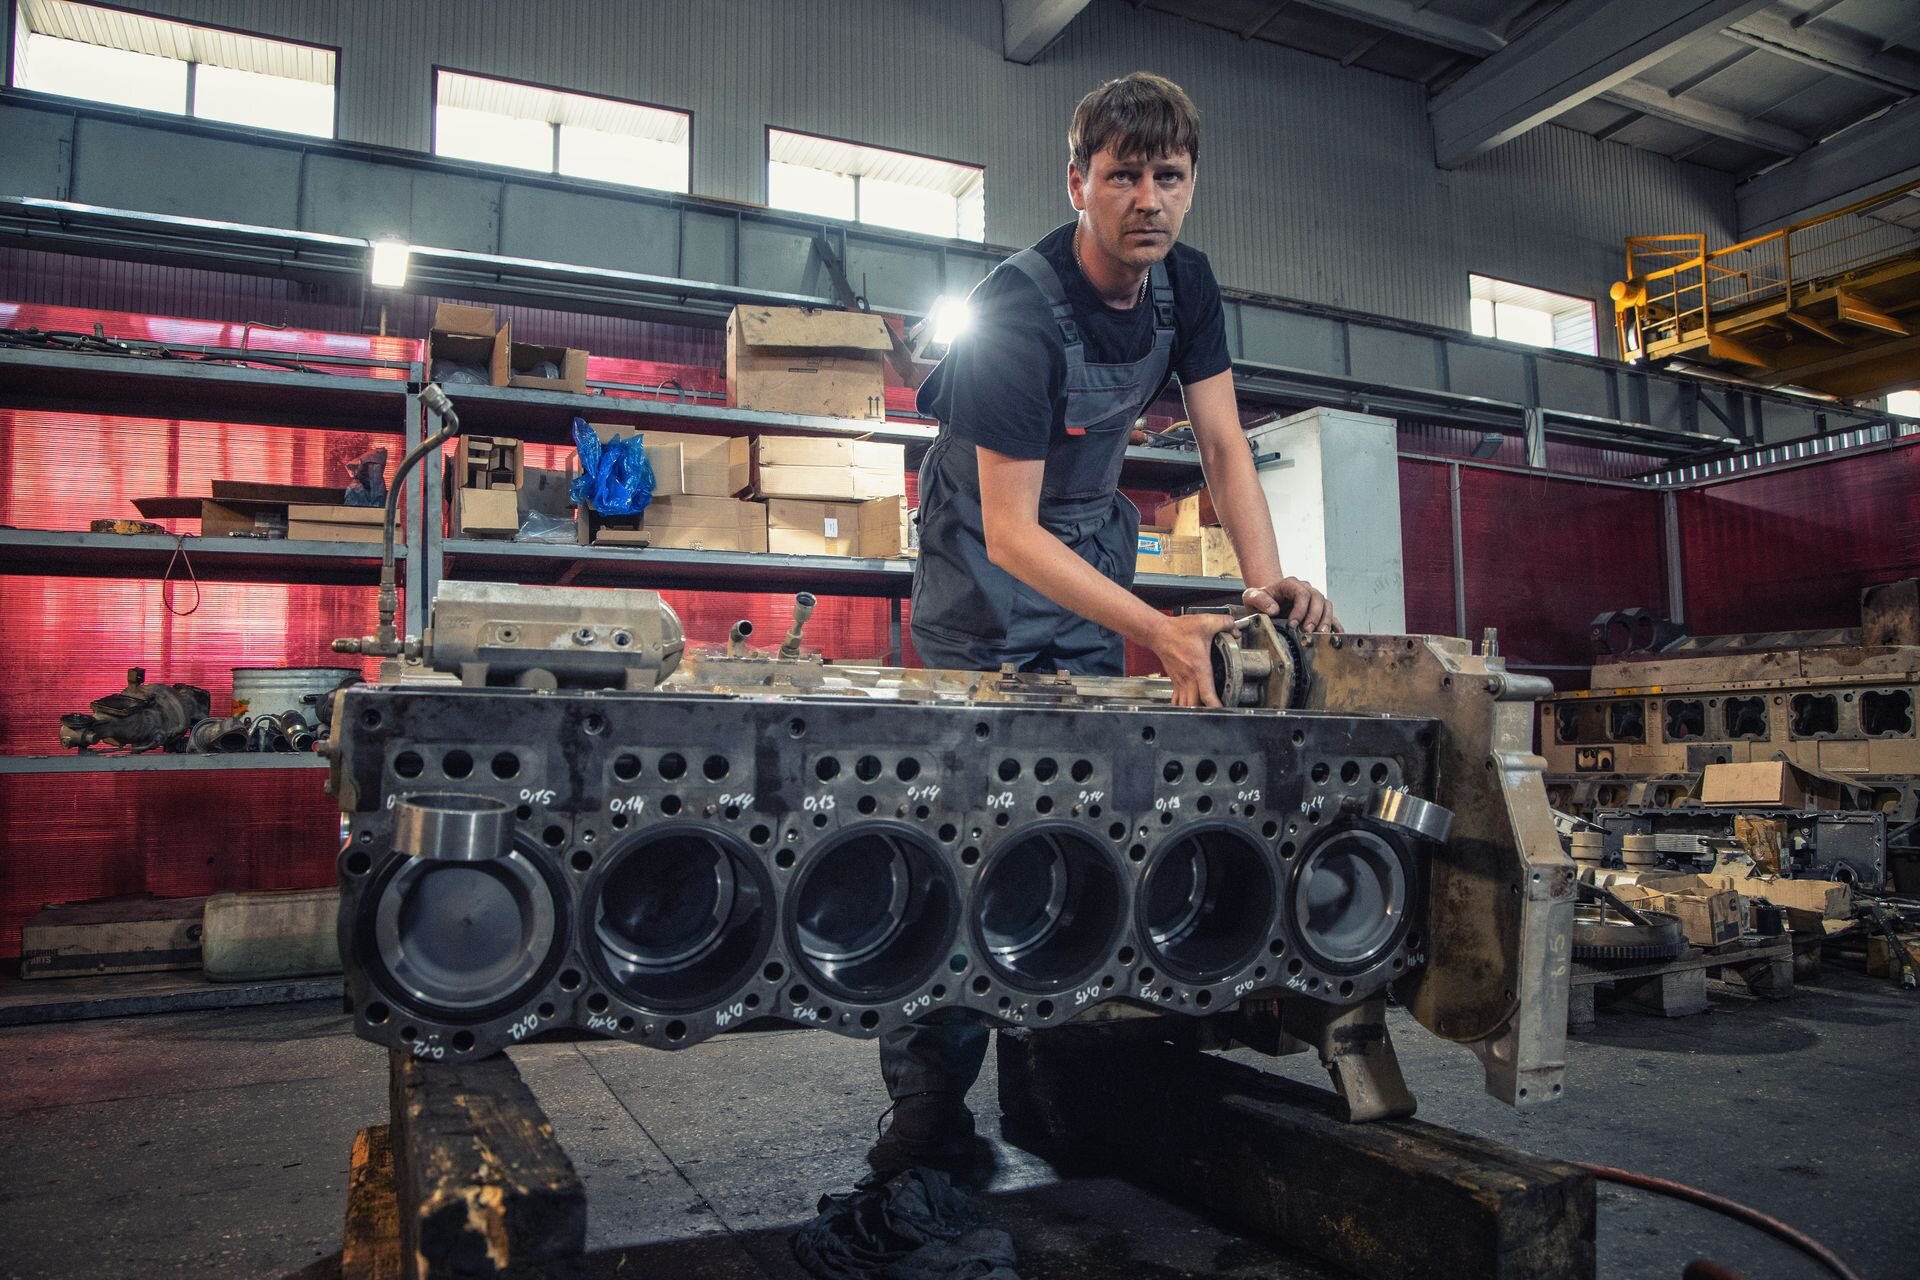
left=1429, top=0, right=1773, bottom=168
left=1286, top=0, right=1503, bottom=56
left=1002, top=0, right=1093, bottom=64
left=1737, top=96, right=1920, bottom=232
left=1600, top=80, right=1812, bottom=155
left=1725, top=10, right=1920, bottom=95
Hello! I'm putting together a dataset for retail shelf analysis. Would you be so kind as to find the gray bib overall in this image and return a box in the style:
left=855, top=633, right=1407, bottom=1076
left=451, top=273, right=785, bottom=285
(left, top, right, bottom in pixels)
left=910, top=248, right=1176, bottom=675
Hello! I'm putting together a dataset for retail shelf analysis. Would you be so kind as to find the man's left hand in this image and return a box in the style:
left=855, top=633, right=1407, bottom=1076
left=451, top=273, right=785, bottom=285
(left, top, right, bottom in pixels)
left=1244, top=578, right=1339, bottom=633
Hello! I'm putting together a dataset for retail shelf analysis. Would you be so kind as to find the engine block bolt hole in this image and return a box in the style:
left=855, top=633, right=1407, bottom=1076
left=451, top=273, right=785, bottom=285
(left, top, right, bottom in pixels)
left=896, top=758, right=922, bottom=782
left=394, top=751, right=423, bottom=779
left=658, top=753, right=686, bottom=781
left=345, top=851, right=372, bottom=876
left=1034, top=758, right=1058, bottom=783
left=1071, top=760, right=1093, bottom=783
left=582, top=714, right=607, bottom=737
left=997, top=759, right=1021, bottom=783
left=855, top=755, right=882, bottom=782
left=570, top=850, right=593, bottom=872
left=703, top=755, right=730, bottom=781
left=815, top=756, right=840, bottom=781
left=1163, top=761, right=1184, bottom=784
left=491, top=752, right=520, bottom=780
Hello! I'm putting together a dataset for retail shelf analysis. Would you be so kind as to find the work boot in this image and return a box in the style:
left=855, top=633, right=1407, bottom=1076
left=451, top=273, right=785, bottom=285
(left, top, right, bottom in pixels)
left=865, top=1092, right=990, bottom=1182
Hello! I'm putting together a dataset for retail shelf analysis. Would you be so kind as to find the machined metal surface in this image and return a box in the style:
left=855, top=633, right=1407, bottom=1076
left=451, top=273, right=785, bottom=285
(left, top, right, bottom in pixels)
left=329, top=593, right=1571, bottom=1113
left=332, top=680, right=1437, bottom=1065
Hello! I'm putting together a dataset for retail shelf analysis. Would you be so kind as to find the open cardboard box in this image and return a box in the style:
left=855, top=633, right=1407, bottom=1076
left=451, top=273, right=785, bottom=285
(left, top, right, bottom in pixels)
left=427, top=303, right=510, bottom=388
left=727, top=306, right=892, bottom=420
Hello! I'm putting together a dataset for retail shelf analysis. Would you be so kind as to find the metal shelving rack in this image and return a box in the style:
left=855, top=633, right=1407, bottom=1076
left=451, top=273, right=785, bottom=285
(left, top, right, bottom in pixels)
left=0, top=345, right=1231, bottom=774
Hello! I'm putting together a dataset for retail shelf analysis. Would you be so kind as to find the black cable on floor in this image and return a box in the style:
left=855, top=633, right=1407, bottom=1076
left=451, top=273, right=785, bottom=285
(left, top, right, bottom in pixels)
left=1578, top=1162, right=1865, bottom=1280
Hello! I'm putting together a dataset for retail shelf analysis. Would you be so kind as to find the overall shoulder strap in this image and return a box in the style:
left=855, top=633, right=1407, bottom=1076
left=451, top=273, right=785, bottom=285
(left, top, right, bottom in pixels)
left=1148, top=259, right=1175, bottom=335
left=1005, top=248, right=1084, bottom=357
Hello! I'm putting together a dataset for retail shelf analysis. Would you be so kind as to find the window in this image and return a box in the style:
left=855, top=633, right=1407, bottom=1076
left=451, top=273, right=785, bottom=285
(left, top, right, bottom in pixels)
left=1468, top=275, right=1597, bottom=356
left=1890, top=389, right=1920, bottom=416
left=768, top=129, right=985, bottom=242
left=9, top=0, right=335, bottom=137
left=433, top=71, right=690, bottom=194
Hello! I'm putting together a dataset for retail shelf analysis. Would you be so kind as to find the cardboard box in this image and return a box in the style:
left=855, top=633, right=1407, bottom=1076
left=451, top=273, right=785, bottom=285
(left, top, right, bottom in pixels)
left=766, top=496, right=904, bottom=558
left=451, top=486, right=520, bottom=539
left=1144, top=491, right=1218, bottom=533
left=427, top=303, right=511, bottom=388
left=1199, top=526, right=1240, bottom=578
left=752, top=436, right=906, bottom=500
left=1689, top=869, right=1853, bottom=933
left=1699, top=760, right=1871, bottom=809
left=579, top=510, right=649, bottom=546
left=642, top=496, right=767, bottom=552
left=1615, top=881, right=1743, bottom=948
left=199, top=500, right=280, bottom=538
left=727, top=306, right=891, bottom=419
left=454, top=436, right=523, bottom=490
left=624, top=428, right=750, bottom=498
left=1136, top=531, right=1201, bottom=577
left=505, top=340, right=588, bottom=394
left=287, top=503, right=386, bottom=544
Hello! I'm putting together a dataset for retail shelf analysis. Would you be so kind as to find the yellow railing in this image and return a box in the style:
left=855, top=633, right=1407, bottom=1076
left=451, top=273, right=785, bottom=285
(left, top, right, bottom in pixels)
left=1614, top=182, right=1920, bottom=360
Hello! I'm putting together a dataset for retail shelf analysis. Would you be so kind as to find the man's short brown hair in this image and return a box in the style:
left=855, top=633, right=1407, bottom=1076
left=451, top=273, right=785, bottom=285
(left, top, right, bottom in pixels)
left=1068, top=72, right=1200, bottom=173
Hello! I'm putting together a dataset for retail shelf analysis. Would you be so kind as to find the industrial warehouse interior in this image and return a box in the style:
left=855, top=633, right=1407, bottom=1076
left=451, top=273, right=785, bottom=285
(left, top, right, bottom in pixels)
left=2, top=1, right=1918, bottom=1278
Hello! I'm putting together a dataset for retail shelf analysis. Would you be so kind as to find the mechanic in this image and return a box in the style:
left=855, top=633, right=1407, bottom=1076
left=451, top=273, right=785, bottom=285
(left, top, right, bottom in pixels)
left=871, top=71, right=1339, bottom=1178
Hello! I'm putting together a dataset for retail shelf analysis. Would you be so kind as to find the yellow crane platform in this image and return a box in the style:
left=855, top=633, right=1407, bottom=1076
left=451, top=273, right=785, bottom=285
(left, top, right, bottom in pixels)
left=1613, top=183, right=1920, bottom=399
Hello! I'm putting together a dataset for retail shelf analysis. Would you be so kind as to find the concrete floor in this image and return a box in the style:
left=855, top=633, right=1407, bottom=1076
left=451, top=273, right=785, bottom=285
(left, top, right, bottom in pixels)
left=0, top=968, right=1914, bottom=1280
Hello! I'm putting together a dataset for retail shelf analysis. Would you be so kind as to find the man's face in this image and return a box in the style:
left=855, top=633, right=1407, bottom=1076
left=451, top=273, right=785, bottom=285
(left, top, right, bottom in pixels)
left=1068, top=145, right=1195, bottom=270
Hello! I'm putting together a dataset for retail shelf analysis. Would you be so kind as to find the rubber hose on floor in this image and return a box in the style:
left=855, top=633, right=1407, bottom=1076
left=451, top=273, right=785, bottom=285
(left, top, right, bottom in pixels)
left=1578, top=1162, right=1865, bottom=1280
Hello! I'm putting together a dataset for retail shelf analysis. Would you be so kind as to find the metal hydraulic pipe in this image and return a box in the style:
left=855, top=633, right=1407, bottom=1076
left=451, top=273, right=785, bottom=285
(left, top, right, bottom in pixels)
left=728, top=619, right=754, bottom=657
left=780, top=593, right=817, bottom=660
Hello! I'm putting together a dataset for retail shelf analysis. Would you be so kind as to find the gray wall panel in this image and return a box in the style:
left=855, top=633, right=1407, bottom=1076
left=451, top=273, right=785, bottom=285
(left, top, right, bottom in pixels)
left=1445, top=341, right=1528, bottom=404
left=88, top=0, right=1736, bottom=334
left=301, top=154, right=413, bottom=243
left=1348, top=327, right=1441, bottom=390
left=843, top=237, right=947, bottom=315
left=405, top=170, right=501, bottom=254
left=1535, top=359, right=1613, bottom=416
left=499, top=186, right=680, bottom=277
left=680, top=208, right=738, bottom=286
left=1240, top=307, right=1345, bottom=376
left=0, top=105, right=71, bottom=199
left=72, top=118, right=300, bottom=225
left=1646, top=377, right=1687, bottom=430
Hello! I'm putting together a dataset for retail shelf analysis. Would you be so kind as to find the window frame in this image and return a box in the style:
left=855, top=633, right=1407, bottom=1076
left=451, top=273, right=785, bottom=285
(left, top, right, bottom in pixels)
left=763, top=124, right=986, bottom=243
left=429, top=65, right=693, bottom=196
left=1467, top=272, right=1599, bottom=357
left=5, top=0, right=341, bottom=139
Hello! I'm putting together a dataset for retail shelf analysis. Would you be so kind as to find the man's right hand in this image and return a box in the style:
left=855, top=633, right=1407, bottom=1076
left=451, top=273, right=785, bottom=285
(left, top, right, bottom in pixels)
left=1150, top=613, right=1236, bottom=707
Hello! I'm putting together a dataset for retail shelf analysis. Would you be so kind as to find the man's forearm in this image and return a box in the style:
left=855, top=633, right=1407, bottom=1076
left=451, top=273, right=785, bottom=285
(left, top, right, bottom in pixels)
left=986, top=523, right=1171, bottom=648
left=1198, top=433, right=1283, bottom=589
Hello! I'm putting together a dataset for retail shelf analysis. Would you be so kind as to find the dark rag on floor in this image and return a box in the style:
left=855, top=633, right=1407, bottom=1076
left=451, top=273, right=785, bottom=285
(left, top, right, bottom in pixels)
left=792, top=1167, right=1020, bottom=1280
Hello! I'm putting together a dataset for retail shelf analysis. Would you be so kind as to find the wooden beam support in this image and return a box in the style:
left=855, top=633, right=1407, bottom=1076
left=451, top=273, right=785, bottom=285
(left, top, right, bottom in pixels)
left=387, top=1050, right=586, bottom=1279
left=996, top=1026, right=1596, bottom=1280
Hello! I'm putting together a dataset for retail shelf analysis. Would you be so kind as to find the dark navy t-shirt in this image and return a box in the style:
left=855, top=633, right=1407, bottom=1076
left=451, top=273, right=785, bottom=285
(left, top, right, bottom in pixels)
left=916, top=222, right=1231, bottom=460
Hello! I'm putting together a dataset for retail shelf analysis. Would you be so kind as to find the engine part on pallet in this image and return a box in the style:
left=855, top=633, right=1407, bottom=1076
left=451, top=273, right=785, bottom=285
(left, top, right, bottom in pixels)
left=58, top=667, right=210, bottom=752
left=328, top=588, right=1575, bottom=1114
left=1588, top=608, right=1685, bottom=658
left=1543, top=595, right=1920, bottom=831
left=1572, top=884, right=1688, bottom=963
left=1591, top=807, right=1887, bottom=885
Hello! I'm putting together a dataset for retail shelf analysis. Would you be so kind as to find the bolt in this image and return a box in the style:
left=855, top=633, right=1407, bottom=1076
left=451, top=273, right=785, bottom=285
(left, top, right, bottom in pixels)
left=575, top=627, right=596, bottom=645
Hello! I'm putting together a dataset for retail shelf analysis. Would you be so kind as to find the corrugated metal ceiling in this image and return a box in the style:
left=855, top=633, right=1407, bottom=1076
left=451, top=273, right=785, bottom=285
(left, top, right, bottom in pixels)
left=1143, top=0, right=1920, bottom=178
left=769, top=129, right=984, bottom=198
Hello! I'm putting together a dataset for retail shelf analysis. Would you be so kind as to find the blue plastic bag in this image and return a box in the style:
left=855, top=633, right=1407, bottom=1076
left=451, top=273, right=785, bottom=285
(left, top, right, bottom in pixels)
left=568, top=417, right=656, bottom=517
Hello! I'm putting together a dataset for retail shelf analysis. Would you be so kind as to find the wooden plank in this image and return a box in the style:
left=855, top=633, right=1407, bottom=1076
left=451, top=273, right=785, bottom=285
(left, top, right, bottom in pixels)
left=342, top=1125, right=405, bottom=1280
left=997, top=1026, right=1595, bottom=1280
left=20, top=895, right=205, bottom=978
left=388, top=1050, right=585, bottom=1278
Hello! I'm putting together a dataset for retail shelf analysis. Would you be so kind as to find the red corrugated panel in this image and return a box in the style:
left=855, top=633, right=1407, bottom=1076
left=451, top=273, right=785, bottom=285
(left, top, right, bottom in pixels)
left=1678, top=440, right=1920, bottom=635
left=0, top=771, right=340, bottom=961
left=1457, top=469, right=1667, bottom=669
left=1398, top=459, right=1457, bottom=635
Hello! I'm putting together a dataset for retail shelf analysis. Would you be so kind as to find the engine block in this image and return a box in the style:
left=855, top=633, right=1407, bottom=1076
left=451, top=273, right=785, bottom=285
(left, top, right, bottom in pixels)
left=333, top=685, right=1436, bottom=1058
left=329, top=586, right=1575, bottom=1115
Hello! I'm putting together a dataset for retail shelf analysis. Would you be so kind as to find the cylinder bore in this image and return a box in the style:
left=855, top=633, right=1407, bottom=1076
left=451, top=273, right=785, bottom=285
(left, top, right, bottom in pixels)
left=972, top=826, right=1123, bottom=993
left=790, top=825, right=957, bottom=1002
left=1288, top=827, right=1414, bottom=973
left=1140, top=825, right=1278, bottom=984
left=369, top=843, right=561, bottom=1018
left=588, top=825, right=773, bottom=1013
